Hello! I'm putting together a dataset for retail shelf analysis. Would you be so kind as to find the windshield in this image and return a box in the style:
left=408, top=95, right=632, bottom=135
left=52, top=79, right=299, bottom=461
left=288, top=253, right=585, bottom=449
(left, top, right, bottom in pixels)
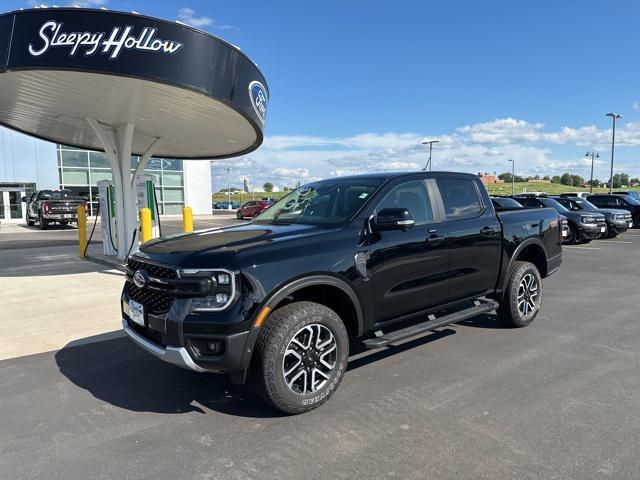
left=625, top=195, right=640, bottom=205
left=254, top=178, right=383, bottom=226
left=39, top=190, right=78, bottom=200
left=540, top=198, right=569, bottom=212
left=574, top=199, right=598, bottom=211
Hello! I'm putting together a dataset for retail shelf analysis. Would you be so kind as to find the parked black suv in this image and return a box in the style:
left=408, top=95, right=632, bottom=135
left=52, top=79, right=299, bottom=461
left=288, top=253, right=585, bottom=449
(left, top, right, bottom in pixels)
left=512, top=194, right=605, bottom=244
left=553, top=196, right=631, bottom=237
left=122, top=172, right=562, bottom=413
left=588, top=194, right=640, bottom=228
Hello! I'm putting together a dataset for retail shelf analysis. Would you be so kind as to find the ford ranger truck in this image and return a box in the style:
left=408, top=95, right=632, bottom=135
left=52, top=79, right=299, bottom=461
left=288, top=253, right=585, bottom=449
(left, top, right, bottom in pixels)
left=122, top=172, right=562, bottom=414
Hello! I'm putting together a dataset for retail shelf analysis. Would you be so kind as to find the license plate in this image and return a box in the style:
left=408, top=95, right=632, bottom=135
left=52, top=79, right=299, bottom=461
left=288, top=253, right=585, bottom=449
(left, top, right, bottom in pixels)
left=129, top=300, right=145, bottom=326
left=600, top=227, right=606, bottom=233
left=63, top=214, right=74, bottom=219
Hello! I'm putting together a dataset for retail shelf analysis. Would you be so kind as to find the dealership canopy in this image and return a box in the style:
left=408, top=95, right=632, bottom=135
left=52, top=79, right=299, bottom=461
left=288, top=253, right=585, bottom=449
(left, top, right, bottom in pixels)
left=0, top=8, right=269, bottom=258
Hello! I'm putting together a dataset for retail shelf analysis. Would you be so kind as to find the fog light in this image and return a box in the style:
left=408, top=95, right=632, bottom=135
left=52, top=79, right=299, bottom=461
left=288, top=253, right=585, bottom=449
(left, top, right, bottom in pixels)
left=207, top=341, right=224, bottom=355
left=216, top=293, right=228, bottom=303
left=217, top=273, right=230, bottom=285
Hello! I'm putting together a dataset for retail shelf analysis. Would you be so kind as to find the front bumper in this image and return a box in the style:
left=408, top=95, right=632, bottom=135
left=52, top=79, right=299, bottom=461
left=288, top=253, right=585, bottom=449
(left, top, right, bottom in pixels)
left=121, top=285, right=254, bottom=375
left=122, top=319, right=209, bottom=372
left=578, top=223, right=605, bottom=240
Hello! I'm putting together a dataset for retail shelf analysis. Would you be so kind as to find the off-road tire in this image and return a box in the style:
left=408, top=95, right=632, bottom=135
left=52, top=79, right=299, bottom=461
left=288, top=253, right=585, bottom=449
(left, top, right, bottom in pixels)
left=26, top=215, right=35, bottom=226
left=251, top=301, right=349, bottom=414
left=497, top=261, right=542, bottom=328
left=39, top=211, right=48, bottom=230
left=567, top=225, right=578, bottom=244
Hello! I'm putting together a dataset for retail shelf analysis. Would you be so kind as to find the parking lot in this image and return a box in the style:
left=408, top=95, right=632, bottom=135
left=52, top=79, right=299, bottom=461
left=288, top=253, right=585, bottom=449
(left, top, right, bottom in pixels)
left=1, top=225, right=640, bottom=479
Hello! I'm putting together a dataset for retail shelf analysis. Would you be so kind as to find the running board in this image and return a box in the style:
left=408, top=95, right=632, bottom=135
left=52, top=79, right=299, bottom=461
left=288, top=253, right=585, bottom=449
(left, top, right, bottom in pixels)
left=362, top=299, right=499, bottom=349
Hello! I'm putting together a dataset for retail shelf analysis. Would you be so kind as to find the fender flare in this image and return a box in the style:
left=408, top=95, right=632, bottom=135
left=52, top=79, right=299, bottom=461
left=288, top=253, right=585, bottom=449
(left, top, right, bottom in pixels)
left=261, top=274, right=365, bottom=335
left=499, top=238, right=548, bottom=292
left=235, top=274, right=365, bottom=377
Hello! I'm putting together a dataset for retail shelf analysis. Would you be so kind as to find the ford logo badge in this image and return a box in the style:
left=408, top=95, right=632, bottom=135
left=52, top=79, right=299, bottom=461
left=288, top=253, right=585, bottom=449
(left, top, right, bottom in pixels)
left=133, top=269, right=150, bottom=289
left=248, top=80, right=268, bottom=124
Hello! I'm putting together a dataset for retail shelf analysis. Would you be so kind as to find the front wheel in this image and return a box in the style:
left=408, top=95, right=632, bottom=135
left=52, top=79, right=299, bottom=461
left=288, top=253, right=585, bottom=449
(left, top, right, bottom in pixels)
left=251, top=301, right=349, bottom=414
left=26, top=215, right=35, bottom=226
left=497, top=261, right=543, bottom=328
left=236, top=212, right=243, bottom=220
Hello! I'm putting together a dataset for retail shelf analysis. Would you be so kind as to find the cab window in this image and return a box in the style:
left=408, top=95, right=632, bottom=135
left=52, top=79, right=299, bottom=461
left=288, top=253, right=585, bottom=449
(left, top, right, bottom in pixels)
left=437, top=178, right=483, bottom=219
left=378, top=180, right=433, bottom=223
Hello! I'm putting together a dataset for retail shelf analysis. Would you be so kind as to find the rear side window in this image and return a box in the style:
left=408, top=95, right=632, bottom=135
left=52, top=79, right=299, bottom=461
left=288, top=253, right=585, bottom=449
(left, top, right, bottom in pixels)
left=437, top=178, right=482, bottom=219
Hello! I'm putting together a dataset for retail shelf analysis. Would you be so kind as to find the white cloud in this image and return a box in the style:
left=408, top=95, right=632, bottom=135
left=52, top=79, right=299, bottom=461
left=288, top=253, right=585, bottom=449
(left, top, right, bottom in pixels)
left=633, top=102, right=640, bottom=112
left=212, top=117, right=640, bottom=190
left=177, top=7, right=213, bottom=28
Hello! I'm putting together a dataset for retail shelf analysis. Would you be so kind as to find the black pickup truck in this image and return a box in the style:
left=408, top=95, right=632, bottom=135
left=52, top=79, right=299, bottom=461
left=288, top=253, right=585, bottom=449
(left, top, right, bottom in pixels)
left=122, top=172, right=562, bottom=414
left=24, top=189, right=86, bottom=229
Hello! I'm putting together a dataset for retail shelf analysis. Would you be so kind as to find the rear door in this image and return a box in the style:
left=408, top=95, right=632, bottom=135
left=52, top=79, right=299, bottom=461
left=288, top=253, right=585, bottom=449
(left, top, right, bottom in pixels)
left=435, top=176, right=502, bottom=301
left=369, top=178, right=449, bottom=322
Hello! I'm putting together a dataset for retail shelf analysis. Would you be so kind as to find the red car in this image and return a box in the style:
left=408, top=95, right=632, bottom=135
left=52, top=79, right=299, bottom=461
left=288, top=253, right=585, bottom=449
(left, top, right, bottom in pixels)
left=236, top=200, right=271, bottom=219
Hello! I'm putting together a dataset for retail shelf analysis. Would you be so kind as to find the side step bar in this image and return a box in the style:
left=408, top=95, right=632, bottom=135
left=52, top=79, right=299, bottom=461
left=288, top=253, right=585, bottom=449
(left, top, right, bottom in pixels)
left=362, top=299, right=499, bottom=349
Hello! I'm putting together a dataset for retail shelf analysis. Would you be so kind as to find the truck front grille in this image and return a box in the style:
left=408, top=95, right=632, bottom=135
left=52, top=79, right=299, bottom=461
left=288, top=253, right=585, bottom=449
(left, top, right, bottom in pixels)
left=126, top=283, right=174, bottom=314
left=127, top=257, right=177, bottom=279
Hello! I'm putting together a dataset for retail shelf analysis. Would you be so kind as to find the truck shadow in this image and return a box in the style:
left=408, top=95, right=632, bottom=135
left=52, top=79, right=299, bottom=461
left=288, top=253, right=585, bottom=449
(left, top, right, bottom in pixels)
left=54, top=313, right=504, bottom=418
left=54, top=336, right=285, bottom=419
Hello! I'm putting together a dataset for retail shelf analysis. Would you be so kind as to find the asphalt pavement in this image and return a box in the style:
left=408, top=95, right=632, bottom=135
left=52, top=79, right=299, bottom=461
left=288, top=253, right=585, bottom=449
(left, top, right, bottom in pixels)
left=2, top=231, right=640, bottom=479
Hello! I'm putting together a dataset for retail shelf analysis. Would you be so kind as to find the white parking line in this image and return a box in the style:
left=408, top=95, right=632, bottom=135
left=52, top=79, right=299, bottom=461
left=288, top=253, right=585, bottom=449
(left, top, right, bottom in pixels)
left=596, top=240, right=635, bottom=244
left=563, top=246, right=601, bottom=250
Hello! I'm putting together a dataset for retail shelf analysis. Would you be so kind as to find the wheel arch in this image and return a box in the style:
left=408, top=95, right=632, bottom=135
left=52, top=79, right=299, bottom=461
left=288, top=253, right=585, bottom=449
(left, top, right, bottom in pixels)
left=500, top=238, right=548, bottom=292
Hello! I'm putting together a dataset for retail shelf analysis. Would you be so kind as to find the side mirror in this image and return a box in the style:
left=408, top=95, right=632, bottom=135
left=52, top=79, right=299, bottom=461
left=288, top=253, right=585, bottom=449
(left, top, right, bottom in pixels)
left=374, top=208, right=415, bottom=231
left=21, top=196, right=27, bottom=202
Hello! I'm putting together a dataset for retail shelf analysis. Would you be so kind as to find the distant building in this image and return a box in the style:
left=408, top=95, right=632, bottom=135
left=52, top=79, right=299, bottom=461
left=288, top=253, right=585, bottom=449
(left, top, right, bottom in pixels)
left=478, top=172, right=503, bottom=185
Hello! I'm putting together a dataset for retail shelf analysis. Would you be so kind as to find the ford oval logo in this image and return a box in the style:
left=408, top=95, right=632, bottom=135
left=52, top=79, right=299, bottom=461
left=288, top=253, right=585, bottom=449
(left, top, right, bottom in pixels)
left=133, top=269, right=149, bottom=289
left=248, top=80, right=268, bottom=124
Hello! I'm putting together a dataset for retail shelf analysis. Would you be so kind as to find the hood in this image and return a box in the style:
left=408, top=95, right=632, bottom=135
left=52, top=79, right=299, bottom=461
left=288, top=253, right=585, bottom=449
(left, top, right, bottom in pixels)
left=594, top=208, right=630, bottom=216
left=137, top=222, right=333, bottom=266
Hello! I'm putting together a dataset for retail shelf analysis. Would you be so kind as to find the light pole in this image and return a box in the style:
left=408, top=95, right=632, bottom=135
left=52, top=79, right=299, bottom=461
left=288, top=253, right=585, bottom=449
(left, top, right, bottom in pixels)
left=585, top=151, right=599, bottom=193
left=226, top=167, right=231, bottom=209
left=508, top=159, right=515, bottom=195
left=606, top=112, right=622, bottom=194
left=421, top=140, right=439, bottom=171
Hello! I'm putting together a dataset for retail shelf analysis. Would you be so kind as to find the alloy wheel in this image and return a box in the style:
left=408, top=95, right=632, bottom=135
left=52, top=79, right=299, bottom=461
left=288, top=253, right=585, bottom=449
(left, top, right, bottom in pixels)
left=282, top=324, right=337, bottom=395
left=517, top=273, right=538, bottom=317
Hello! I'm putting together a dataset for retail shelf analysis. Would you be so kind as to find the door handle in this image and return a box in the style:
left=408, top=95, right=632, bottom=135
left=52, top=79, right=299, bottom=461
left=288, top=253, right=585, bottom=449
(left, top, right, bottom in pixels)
left=480, top=226, right=497, bottom=236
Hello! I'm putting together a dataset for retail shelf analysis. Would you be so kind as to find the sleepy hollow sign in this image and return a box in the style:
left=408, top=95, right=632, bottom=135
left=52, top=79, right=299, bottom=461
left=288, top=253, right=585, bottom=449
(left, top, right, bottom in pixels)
left=28, top=21, right=184, bottom=59
left=0, top=7, right=269, bottom=158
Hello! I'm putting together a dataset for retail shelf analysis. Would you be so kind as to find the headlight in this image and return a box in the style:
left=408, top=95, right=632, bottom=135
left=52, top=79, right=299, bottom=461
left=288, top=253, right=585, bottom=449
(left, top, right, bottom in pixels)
left=580, top=216, right=597, bottom=224
left=179, top=269, right=236, bottom=312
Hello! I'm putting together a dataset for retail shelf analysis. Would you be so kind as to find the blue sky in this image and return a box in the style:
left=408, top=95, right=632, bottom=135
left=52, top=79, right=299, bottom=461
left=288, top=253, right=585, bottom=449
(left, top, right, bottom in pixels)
left=9, top=0, right=640, bottom=189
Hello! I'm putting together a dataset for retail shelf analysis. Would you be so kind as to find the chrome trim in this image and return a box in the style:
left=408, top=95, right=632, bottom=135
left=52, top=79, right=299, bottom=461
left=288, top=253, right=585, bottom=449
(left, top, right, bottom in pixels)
left=397, top=219, right=415, bottom=226
left=122, top=319, right=209, bottom=372
left=178, top=268, right=236, bottom=312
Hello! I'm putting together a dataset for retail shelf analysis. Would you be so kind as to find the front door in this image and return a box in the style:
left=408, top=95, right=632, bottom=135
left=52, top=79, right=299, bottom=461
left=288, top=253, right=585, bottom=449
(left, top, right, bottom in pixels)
left=0, top=190, right=26, bottom=223
left=368, top=179, right=450, bottom=323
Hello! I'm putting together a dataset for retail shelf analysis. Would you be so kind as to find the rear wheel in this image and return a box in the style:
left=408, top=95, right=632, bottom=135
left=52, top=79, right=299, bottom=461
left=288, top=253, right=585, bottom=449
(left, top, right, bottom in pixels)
left=497, top=261, right=542, bottom=328
left=38, top=211, right=48, bottom=230
left=251, top=301, right=349, bottom=414
left=236, top=212, right=243, bottom=219
left=26, top=215, right=35, bottom=226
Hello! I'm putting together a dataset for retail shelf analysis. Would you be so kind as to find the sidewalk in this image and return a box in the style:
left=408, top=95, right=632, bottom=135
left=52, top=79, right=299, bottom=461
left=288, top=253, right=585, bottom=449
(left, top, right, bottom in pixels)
left=0, top=245, right=125, bottom=360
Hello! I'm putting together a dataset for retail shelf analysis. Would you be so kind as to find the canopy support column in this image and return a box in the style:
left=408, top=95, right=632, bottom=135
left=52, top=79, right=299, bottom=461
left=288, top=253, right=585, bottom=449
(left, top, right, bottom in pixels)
left=86, top=118, right=138, bottom=260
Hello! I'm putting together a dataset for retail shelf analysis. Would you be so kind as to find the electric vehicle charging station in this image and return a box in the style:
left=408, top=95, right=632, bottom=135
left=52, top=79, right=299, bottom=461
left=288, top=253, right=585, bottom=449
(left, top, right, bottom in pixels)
left=0, top=7, right=268, bottom=260
left=135, top=174, right=160, bottom=240
left=97, top=180, right=117, bottom=256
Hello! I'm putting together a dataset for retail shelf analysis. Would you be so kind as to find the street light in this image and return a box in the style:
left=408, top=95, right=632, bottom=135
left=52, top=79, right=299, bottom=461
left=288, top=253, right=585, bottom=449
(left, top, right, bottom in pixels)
left=585, top=151, right=599, bottom=193
left=421, top=140, right=439, bottom=171
left=226, top=167, right=231, bottom=210
left=508, top=159, right=515, bottom=195
left=606, top=112, right=622, bottom=194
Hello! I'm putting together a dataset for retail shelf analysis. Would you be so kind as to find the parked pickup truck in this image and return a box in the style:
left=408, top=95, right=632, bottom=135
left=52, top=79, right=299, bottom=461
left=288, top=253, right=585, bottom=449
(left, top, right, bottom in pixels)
left=122, top=172, right=562, bottom=414
left=24, top=189, right=86, bottom=229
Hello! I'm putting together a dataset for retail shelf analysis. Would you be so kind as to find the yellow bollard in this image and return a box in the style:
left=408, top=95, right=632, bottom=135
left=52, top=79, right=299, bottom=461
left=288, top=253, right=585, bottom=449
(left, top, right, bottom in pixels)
left=182, top=206, right=193, bottom=233
left=140, top=207, right=152, bottom=243
left=77, top=205, right=87, bottom=257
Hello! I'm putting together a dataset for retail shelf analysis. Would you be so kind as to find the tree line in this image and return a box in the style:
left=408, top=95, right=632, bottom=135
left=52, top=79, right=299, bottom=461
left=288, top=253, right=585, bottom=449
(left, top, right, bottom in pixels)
left=497, top=172, right=639, bottom=189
